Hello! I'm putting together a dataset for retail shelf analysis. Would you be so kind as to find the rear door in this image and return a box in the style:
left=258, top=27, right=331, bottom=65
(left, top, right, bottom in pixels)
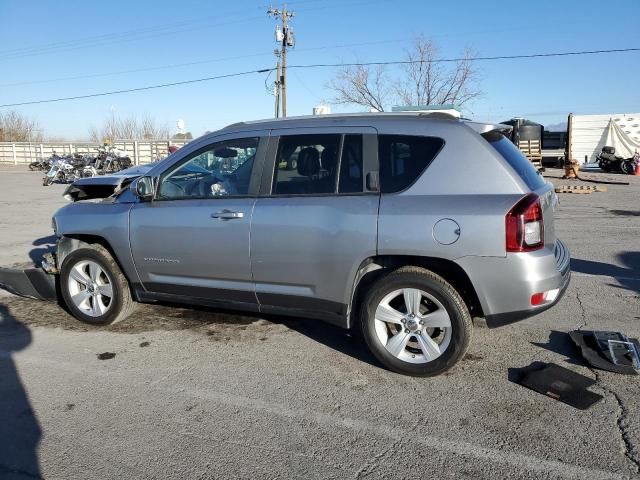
left=251, top=127, right=379, bottom=325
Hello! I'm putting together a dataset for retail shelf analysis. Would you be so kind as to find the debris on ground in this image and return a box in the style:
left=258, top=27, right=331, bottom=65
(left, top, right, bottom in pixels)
left=555, top=185, right=608, bottom=194
left=513, top=362, right=603, bottom=410
left=97, top=352, right=116, bottom=360
left=569, top=330, right=640, bottom=375
left=139, top=341, right=150, bottom=348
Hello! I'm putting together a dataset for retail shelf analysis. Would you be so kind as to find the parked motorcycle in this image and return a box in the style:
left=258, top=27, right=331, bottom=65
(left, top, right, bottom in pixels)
left=42, top=154, right=93, bottom=186
left=42, top=157, right=75, bottom=186
left=90, top=146, right=132, bottom=175
left=597, top=146, right=638, bottom=174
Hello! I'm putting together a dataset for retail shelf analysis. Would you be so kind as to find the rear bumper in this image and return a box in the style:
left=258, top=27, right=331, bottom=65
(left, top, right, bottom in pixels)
left=458, top=239, right=571, bottom=328
left=484, top=269, right=570, bottom=327
left=0, top=266, right=57, bottom=300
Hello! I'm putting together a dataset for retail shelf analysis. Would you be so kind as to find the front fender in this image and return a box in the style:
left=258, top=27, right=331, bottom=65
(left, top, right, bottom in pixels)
left=54, top=202, right=139, bottom=286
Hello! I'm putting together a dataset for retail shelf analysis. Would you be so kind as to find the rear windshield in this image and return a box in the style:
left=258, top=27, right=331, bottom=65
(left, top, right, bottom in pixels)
left=483, top=132, right=546, bottom=190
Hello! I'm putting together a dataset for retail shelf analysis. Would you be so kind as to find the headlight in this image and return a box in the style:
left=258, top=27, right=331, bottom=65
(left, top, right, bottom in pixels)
left=51, top=217, right=58, bottom=237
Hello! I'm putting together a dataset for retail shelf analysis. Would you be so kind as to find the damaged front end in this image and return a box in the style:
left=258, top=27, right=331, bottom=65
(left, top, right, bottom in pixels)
left=0, top=253, right=58, bottom=300
left=63, top=164, right=153, bottom=202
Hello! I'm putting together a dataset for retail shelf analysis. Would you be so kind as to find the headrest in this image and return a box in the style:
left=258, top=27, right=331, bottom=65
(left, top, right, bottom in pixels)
left=321, top=146, right=337, bottom=172
left=297, top=147, right=320, bottom=176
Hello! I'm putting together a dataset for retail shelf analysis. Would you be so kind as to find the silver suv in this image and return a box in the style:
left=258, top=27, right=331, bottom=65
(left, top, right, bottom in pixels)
left=49, top=113, right=570, bottom=376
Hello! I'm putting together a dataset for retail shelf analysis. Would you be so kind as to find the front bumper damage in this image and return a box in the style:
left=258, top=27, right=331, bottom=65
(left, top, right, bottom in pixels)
left=0, top=253, right=58, bottom=301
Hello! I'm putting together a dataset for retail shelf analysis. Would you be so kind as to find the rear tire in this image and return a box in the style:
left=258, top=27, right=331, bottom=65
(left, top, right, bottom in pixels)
left=621, top=160, right=635, bottom=175
left=359, top=266, right=472, bottom=376
left=60, top=244, right=135, bottom=326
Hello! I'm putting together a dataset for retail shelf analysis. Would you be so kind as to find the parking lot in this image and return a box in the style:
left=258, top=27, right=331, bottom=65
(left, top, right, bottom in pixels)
left=1, top=166, right=639, bottom=479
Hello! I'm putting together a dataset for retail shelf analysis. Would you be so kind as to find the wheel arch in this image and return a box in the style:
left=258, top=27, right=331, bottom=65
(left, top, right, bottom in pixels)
left=349, top=255, right=484, bottom=329
left=57, top=234, right=135, bottom=288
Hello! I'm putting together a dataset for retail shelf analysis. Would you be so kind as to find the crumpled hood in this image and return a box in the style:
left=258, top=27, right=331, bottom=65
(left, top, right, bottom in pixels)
left=63, top=164, right=154, bottom=201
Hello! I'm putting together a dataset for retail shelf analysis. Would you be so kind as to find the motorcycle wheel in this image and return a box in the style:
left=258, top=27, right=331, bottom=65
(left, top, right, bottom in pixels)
left=598, top=159, right=610, bottom=172
left=42, top=177, right=52, bottom=186
left=621, top=160, right=636, bottom=175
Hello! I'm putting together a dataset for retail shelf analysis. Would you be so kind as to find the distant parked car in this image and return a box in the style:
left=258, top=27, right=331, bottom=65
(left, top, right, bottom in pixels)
left=27, top=113, right=571, bottom=376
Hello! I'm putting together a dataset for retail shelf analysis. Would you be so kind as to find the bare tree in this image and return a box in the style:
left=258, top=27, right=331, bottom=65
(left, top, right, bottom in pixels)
left=328, top=64, right=389, bottom=112
left=328, top=36, right=482, bottom=111
left=0, top=111, right=43, bottom=142
left=395, top=37, right=481, bottom=107
left=88, top=114, right=170, bottom=142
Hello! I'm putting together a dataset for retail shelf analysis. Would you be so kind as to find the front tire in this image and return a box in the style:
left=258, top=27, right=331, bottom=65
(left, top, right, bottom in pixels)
left=60, top=244, right=135, bottom=325
left=360, top=266, right=472, bottom=377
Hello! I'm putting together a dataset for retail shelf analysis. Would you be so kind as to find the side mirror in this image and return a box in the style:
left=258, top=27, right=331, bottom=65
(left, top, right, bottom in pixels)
left=132, top=176, right=155, bottom=201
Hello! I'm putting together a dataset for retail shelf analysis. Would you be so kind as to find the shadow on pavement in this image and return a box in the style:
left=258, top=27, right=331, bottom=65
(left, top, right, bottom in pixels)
left=274, top=316, right=380, bottom=369
left=530, top=330, right=585, bottom=367
left=571, top=252, right=640, bottom=294
left=0, top=304, right=42, bottom=479
left=28, top=235, right=57, bottom=268
left=608, top=209, right=640, bottom=217
left=138, top=299, right=381, bottom=369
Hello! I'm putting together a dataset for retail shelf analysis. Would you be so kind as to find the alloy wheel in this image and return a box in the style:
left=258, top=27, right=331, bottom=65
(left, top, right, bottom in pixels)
left=67, top=260, right=114, bottom=317
left=374, top=288, right=452, bottom=364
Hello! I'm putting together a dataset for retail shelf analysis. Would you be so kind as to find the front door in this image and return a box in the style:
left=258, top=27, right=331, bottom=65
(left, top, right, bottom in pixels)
left=130, top=134, right=267, bottom=306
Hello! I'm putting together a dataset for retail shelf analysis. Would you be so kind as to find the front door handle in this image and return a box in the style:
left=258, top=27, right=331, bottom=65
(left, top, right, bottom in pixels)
left=211, top=210, right=244, bottom=220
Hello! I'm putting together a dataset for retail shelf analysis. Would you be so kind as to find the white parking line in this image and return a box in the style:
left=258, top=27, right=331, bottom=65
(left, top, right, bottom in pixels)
left=6, top=352, right=627, bottom=480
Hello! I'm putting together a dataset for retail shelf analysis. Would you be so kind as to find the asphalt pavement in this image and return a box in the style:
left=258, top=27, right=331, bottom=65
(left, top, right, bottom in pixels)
left=0, top=166, right=639, bottom=479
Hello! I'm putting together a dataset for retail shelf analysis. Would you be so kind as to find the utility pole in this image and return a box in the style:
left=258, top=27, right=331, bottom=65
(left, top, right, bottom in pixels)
left=275, top=55, right=282, bottom=118
left=268, top=4, right=295, bottom=117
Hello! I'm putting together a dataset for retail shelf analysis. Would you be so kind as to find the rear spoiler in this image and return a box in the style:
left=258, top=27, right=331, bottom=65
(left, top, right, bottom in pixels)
left=465, top=121, right=513, bottom=135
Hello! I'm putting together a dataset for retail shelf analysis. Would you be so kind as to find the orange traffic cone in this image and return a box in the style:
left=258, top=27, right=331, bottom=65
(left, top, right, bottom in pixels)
left=635, top=161, right=640, bottom=176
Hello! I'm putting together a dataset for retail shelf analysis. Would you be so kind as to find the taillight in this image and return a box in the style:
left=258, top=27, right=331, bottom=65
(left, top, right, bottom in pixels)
left=506, top=193, right=544, bottom=252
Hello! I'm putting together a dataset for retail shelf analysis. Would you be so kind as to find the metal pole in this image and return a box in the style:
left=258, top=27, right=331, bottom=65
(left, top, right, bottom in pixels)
left=566, top=113, right=573, bottom=165
left=281, top=6, right=288, bottom=118
left=275, top=59, right=282, bottom=118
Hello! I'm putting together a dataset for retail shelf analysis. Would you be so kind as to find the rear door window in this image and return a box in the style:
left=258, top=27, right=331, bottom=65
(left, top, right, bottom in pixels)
left=484, top=132, right=546, bottom=190
left=378, top=135, right=444, bottom=193
left=272, top=134, right=340, bottom=195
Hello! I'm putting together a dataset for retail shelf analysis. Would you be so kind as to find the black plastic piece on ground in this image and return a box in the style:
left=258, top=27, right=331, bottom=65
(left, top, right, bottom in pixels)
left=0, top=267, right=57, bottom=300
left=569, top=330, right=639, bottom=376
left=513, top=362, right=603, bottom=410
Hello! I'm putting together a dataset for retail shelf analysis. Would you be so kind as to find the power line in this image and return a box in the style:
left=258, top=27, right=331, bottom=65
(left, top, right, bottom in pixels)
left=0, top=16, right=263, bottom=60
left=0, top=68, right=273, bottom=108
left=1, top=47, right=638, bottom=108
left=0, top=39, right=408, bottom=89
left=0, top=0, right=382, bottom=61
left=286, top=47, right=640, bottom=70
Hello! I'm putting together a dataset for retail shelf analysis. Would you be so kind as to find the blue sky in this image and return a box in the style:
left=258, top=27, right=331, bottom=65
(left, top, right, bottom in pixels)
left=1, top=0, right=639, bottom=139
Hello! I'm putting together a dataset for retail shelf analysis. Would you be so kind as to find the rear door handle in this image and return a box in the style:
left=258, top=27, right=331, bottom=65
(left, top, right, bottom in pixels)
left=211, top=210, right=244, bottom=220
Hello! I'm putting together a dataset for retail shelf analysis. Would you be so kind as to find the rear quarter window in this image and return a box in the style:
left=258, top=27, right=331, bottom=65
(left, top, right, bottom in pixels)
left=378, top=135, right=444, bottom=193
left=484, top=132, right=546, bottom=191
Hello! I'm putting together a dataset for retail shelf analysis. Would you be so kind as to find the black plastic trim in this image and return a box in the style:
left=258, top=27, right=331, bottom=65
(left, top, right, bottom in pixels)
left=0, top=267, right=57, bottom=300
left=142, top=282, right=257, bottom=305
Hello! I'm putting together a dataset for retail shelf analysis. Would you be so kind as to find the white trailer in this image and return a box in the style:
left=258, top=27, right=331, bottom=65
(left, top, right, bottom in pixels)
left=568, top=113, right=640, bottom=164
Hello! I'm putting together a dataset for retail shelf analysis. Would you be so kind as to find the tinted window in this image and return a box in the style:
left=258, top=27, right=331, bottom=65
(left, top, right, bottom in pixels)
left=378, top=135, right=444, bottom=193
left=158, top=137, right=258, bottom=199
left=339, top=134, right=364, bottom=193
left=484, top=132, right=546, bottom=190
left=273, top=134, right=340, bottom=195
